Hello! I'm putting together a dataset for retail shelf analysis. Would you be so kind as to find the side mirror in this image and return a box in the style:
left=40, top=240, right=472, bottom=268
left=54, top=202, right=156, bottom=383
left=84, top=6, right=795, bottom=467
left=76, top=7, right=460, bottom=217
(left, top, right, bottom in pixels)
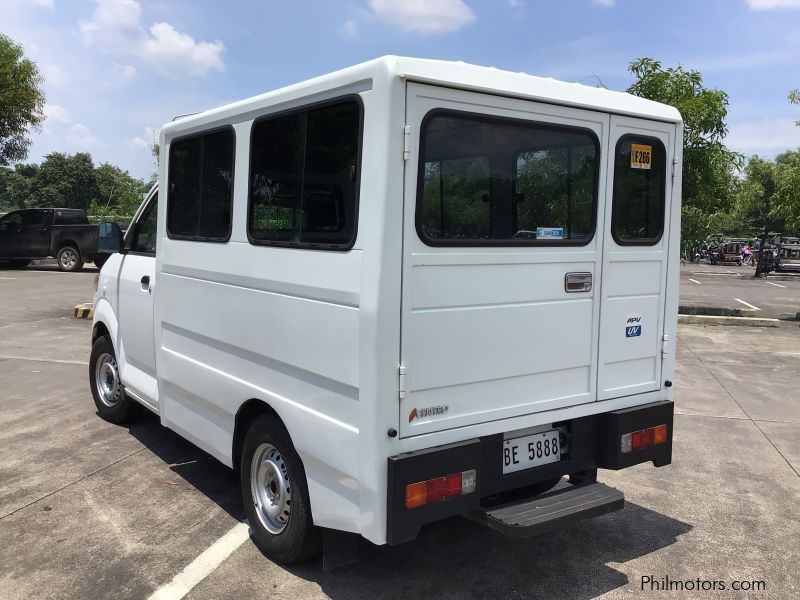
left=98, top=221, right=123, bottom=254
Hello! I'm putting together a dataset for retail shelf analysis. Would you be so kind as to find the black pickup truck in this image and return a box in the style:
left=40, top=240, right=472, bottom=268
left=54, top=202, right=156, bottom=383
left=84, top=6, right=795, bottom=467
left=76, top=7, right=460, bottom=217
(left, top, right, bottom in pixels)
left=0, top=208, right=108, bottom=271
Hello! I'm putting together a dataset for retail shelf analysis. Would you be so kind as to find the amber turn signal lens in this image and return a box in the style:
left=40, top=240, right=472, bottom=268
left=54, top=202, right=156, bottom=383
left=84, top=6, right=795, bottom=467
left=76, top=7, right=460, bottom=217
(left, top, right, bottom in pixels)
left=653, top=423, right=668, bottom=445
left=405, top=481, right=427, bottom=509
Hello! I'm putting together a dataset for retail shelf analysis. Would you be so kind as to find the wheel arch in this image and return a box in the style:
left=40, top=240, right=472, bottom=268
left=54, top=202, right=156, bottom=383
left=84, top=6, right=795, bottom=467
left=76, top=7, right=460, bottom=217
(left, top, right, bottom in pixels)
left=232, top=398, right=289, bottom=470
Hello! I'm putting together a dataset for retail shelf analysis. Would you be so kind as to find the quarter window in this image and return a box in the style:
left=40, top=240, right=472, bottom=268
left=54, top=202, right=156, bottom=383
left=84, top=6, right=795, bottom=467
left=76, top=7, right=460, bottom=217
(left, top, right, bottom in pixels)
left=130, top=194, right=158, bottom=255
left=248, top=99, right=361, bottom=249
left=167, top=128, right=234, bottom=241
left=611, top=136, right=666, bottom=245
left=417, top=111, right=599, bottom=245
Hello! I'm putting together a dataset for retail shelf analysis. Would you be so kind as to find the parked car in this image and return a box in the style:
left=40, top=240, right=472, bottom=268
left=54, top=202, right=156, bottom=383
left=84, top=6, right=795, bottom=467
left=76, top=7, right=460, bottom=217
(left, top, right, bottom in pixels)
left=0, top=208, right=109, bottom=271
left=90, top=56, right=680, bottom=567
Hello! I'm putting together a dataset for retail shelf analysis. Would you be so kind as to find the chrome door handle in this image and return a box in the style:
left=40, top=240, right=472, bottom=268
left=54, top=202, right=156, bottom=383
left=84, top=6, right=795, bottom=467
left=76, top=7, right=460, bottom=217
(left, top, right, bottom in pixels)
left=565, top=272, right=592, bottom=292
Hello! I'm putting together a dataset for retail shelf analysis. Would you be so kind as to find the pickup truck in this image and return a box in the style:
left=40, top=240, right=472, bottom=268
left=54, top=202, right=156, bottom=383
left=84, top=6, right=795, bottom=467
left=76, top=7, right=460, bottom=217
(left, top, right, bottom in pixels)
left=0, top=208, right=108, bottom=271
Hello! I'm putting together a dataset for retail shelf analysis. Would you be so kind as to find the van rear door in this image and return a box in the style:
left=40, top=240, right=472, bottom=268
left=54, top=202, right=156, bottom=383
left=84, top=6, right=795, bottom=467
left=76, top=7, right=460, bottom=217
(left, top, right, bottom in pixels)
left=596, top=116, right=675, bottom=399
left=399, top=83, right=609, bottom=437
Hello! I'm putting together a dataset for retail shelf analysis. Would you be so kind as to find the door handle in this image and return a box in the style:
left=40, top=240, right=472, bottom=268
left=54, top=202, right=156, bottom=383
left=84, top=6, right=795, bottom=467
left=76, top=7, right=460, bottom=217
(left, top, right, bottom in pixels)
left=140, top=275, right=151, bottom=292
left=565, top=272, right=592, bottom=292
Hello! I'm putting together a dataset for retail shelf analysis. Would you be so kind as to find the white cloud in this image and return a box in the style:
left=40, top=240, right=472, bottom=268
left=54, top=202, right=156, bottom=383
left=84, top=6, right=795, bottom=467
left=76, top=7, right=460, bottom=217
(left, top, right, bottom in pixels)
left=43, top=64, right=71, bottom=86
left=727, top=118, right=800, bottom=155
left=67, top=123, right=99, bottom=148
left=43, top=103, right=71, bottom=124
left=129, top=126, right=159, bottom=152
left=78, top=0, right=225, bottom=77
left=29, top=0, right=55, bottom=6
left=341, top=18, right=359, bottom=39
left=592, top=0, right=616, bottom=7
left=746, top=0, right=800, bottom=9
left=141, top=22, right=224, bottom=76
left=509, top=0, right=525, bottom=7
left=369, top=0, right=475, bottom=34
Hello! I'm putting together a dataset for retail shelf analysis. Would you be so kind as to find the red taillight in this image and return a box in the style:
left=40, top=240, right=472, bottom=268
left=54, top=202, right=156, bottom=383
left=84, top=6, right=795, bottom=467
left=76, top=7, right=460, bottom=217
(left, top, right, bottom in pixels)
left=621, top=424, right=668, bottom=453
left=405, top=469, right=476, bottom=509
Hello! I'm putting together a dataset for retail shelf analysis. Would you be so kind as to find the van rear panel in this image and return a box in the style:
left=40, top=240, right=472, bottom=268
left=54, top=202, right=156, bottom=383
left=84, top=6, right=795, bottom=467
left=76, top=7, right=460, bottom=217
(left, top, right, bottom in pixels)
left=399, top=83, right=677, bottom=438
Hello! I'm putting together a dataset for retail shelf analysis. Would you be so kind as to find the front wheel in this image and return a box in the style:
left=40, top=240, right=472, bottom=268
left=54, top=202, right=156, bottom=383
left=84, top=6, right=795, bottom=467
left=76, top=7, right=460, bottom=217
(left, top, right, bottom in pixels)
left=89, top=335, right=142, bottom=424
left=240, top=415, right=321, bottom=563
left=57, top=245, right=84, bottom=272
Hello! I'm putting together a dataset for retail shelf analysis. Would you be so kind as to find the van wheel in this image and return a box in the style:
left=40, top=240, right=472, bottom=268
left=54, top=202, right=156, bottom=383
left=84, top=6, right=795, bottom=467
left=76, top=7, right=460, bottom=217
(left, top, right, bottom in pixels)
left=57, top=245, right=84, bottom=272
left=93, top=254, right=109, bottom=270
left=241, top=415, right=321, bottom=563
left=89, top=335, right=141, bottom=424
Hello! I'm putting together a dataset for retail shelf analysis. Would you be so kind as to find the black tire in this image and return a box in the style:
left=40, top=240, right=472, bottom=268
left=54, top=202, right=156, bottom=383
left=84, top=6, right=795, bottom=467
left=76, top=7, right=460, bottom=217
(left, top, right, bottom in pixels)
left=8, top=259, right=31, bottom=269
left=240, top=415, right=321, bottom=563
left=57, top=245, right=84, bottom=272
left=89, top=335, right=142, bottom=424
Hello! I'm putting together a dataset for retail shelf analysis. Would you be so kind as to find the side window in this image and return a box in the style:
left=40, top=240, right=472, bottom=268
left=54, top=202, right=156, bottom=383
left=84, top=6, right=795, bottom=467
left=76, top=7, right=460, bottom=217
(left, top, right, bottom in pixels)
left=0, top=211, right=23, bottom=231
left=167, top=128, right=234, bottom=242
left=611, top=136, right=666, bottom=245
left=131, top=194, right=158, bottom=255
left=248, top=98, right=362, bottom=249
left=23, top=210, right=52, bottom=227
left=418, top=111, right=599, bottom=245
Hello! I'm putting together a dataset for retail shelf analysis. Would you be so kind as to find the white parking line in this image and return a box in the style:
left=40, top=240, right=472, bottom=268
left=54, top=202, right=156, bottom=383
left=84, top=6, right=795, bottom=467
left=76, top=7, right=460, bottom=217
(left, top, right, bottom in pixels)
left=0, top=355, right=89, bottom=366
left=734, top=298, right=761, bottom=311
left=689, top=278, right=702, bottom=285
left=148, top=521, right=250, bottom=600
left=0, top=276, right=17, bottom=280
left=764, top=281, right=787, bottom=288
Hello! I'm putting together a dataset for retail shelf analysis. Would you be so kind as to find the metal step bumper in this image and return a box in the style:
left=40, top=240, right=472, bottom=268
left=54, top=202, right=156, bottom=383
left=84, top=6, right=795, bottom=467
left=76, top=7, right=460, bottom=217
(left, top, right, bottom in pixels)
left=470, top=481, right=624, bottom=538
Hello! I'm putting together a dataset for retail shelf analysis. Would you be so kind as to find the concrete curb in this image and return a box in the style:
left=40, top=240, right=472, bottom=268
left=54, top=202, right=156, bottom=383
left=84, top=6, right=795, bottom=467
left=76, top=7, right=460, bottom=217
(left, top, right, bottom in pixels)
left=679, top=305, right=745, bottom=317
left=678, top=314, right=780, bottom=327
left=74, top=303, right=94, bottom=319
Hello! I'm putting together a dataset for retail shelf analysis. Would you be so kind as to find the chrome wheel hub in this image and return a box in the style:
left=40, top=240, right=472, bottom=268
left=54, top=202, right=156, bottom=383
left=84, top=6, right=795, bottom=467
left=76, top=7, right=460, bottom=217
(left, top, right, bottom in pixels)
left=60, top=248, right=77, bottom=269
left=251, top=443, right=291, bottom=534
left=95, top=352, right=121, bottom=407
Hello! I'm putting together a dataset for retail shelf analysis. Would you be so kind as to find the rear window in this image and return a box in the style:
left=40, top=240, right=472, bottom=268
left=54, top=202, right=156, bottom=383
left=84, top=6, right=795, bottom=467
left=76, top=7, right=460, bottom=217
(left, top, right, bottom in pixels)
left=167, top=128, right=235, bottom=242
left=611, top=136, right=666, bottom=245
left=417, top=111, right=599, bottom=245
left=54, top=211, right=85, bottom=225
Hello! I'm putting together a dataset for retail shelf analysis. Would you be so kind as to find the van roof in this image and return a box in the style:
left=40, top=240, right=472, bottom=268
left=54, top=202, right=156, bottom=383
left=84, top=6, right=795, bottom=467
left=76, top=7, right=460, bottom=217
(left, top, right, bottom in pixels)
left=163, top=56, right=682, bottom=136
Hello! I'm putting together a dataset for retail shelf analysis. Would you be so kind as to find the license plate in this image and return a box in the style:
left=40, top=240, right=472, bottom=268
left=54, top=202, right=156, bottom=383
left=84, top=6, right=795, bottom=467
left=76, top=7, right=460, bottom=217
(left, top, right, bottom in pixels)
left=502, top=429, right=561, bottom=475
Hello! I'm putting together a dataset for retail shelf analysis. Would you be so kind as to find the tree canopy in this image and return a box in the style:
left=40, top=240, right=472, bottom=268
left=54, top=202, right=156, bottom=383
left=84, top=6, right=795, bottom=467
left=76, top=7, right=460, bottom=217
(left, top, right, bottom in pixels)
left=0, top=34, right=45, bottom=166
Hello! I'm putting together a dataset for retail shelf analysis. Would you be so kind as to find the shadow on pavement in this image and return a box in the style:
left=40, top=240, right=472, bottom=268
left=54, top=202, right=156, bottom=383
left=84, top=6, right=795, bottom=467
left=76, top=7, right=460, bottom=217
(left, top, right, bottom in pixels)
left=122, top=411, right=245, bottom=521
left=284, top=502, right=691, bottom=599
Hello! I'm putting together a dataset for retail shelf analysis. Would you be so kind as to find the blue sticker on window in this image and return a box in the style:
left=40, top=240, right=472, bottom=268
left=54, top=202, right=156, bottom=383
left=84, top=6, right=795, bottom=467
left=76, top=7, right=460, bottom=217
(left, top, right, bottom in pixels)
left=626, top=325, right=642, bottom=337
left=536, top=227, right=564, bottom=239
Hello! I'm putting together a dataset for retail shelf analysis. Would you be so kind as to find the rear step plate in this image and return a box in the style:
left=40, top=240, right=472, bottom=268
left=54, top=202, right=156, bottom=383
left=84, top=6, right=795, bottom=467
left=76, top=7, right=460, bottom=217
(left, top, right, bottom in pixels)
left=471, top=482, right=624, bottom=538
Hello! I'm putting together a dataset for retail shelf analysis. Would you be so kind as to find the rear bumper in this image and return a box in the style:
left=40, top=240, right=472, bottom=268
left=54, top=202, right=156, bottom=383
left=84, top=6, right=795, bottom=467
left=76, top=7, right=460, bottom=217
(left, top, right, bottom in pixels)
left=386, top=399, right=673, bottom=545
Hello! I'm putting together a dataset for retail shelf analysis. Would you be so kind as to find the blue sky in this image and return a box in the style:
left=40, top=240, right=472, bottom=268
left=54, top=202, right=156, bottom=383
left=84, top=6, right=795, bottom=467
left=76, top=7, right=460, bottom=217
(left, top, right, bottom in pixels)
left=2, top=0, right=800, bottom=180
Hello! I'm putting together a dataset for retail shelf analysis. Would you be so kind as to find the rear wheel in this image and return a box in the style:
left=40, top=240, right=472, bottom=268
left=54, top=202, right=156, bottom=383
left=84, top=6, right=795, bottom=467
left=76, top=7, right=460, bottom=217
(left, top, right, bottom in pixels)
left=89, top=335, right=142, bottom=423
left=240, top=414, right=321, bottom=563
left=57, top=245, right=84, bottom=272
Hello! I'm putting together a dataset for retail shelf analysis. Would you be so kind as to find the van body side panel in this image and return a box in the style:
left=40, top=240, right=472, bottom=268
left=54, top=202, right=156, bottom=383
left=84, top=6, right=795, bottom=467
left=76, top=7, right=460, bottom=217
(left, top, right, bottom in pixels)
left=155, top=90, right=368, bottom=533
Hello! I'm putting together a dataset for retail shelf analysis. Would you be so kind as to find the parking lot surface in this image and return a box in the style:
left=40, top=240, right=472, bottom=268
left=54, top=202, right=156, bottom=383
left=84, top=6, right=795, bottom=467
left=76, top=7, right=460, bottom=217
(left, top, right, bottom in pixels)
left=680, top=262, right=800, bottom=319
left=1, top=265, right=799, bottom=599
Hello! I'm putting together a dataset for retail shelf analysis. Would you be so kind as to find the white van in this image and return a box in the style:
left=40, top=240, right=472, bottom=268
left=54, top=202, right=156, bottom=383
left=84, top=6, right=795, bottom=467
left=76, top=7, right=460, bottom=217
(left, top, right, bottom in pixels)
left=91, top=56, right=681, bottom=566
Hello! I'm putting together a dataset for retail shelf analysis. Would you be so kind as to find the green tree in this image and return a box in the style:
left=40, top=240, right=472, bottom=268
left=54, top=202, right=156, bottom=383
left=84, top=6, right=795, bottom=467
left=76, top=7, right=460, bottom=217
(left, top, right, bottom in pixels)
left=30, top=152, right=97, bottom=210
left=0, top=34, right=45, bottom=166
left=790, top=89, right=799, bottom=126
left=90, top=162, right=148, bottom=222
left=626, top=58, right=740, bottom=221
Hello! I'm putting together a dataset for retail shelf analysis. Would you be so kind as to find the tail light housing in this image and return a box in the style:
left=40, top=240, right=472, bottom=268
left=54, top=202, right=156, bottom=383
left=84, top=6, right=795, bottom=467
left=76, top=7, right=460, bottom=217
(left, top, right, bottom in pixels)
left=621, top=424, right=668, bottom=453
left=405, top=469, right=476, bottom=509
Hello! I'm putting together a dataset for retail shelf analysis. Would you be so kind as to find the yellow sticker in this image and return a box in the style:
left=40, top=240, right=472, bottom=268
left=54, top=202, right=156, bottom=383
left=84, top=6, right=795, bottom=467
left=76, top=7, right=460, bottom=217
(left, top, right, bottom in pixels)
left=630, top=143, right=652, bottom=170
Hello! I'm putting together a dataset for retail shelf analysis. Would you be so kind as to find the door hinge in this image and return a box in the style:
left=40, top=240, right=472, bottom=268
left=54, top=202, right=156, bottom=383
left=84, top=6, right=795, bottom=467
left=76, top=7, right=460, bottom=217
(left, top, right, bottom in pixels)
left=403, top=125, right=411, bottom=161
left=662, top=334, right=670, bottom=359
left=671, top=157, right=679, bottom=186
left=399, top=364, right=407, bottom=399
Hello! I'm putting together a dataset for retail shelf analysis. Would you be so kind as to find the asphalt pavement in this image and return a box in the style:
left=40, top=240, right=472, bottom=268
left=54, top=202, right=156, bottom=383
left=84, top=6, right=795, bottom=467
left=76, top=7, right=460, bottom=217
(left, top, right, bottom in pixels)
left=680, top=262, right=800, bottom=320
left=1, top=264, right=798, bottom=599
